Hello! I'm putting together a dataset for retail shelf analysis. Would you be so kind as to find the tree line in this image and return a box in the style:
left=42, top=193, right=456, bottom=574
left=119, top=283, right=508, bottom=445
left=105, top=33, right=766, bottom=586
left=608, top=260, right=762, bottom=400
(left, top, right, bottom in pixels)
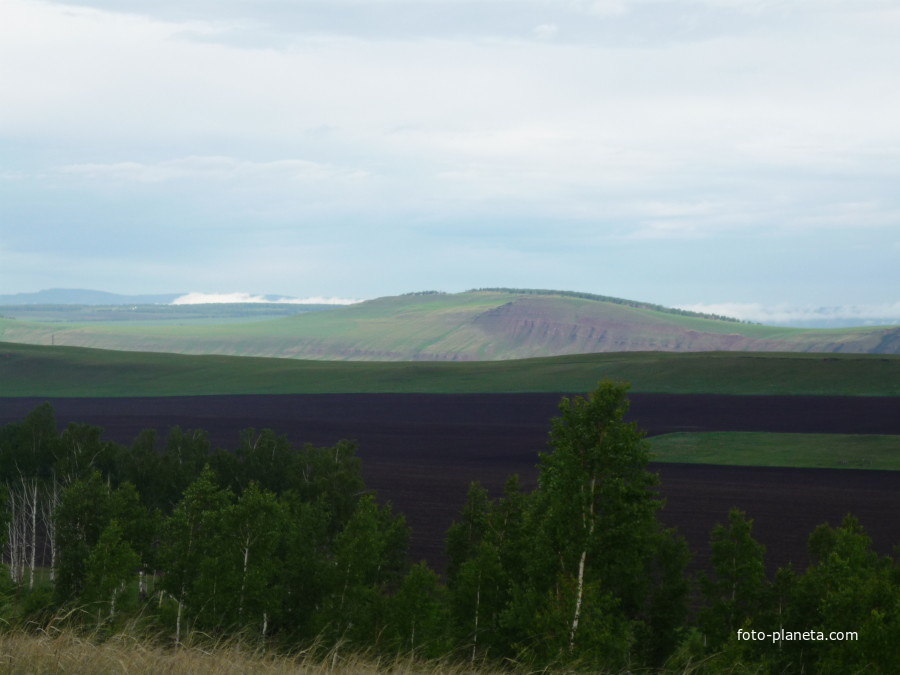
left=0, top=383, right=896, bottom=672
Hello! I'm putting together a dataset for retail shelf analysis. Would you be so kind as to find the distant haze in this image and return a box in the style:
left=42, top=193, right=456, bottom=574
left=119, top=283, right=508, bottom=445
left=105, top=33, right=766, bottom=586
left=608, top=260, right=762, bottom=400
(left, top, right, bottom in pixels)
left=676, top=302, right=900, bottom=329
left=170, top=292, right=361, bottom=305
left=2, top=287, right=899, bottom=328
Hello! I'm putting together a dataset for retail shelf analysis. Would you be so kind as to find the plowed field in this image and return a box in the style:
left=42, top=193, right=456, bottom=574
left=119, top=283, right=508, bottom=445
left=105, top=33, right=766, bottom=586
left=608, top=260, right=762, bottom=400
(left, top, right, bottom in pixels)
left=2, top=393, right=898, bottom=573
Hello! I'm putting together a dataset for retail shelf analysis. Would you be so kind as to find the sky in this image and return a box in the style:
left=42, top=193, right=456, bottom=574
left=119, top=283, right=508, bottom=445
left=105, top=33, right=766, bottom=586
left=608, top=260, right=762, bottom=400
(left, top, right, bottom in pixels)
left=2, top=0, right=899, bottom=325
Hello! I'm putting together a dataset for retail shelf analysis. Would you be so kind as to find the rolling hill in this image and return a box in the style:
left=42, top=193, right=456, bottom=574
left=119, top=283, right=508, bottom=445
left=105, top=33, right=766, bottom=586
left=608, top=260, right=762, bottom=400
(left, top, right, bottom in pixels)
left=1, top=289, right=899, bottom=360
left=2, top=341, right=899, bottom=396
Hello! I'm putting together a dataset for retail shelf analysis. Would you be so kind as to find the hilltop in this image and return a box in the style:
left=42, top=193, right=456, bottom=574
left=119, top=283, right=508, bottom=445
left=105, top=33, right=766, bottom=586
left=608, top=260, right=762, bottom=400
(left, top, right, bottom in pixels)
left=1, top=288, right=898, bottom=360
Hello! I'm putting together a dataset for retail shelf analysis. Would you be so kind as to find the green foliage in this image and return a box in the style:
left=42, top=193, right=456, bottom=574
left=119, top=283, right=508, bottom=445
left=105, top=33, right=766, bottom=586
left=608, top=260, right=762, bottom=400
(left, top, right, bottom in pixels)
left=53, top=474, right=154, bottom=609
left=694, top=514, right=900, bottom=674
left=1, top=398, right=896, bottom=673
left=0, top=402, right=56, bottom=479
left=386, top=562, right=450, bottom=657
left=698, top=509, right=769, bottom=648
left=445, top=483, right=491, bottom=585
left=54, top=473, right=114, bottom=603
left=277, top=496, right=333, bottom=638
left=637, top=528, right=692, bottom=665
left=445, top=477, right=528, bottom=660
left=157, top=465, right=233, bottom=637
left=321, top=494, right=410, bottom=645
left=512, top=381, right=673, bottom=667
left=790, top=516, right=900, bottom=672
left=445, top=382, right=689, bottom=670
left=82, top=520, right=140, bottom=619
left=287, top=440, right=365, bottom=534
left=189, top=482, right=287, bottom=633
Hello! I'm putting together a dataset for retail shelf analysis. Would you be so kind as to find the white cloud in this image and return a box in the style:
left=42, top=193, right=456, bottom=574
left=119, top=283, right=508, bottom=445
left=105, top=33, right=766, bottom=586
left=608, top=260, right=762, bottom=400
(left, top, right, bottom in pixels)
left=170, top=292, right=361, bottom=305
left=583, top=0, right=629, bottom=18
left=56, top=157, right=356, bottom=183
left=532, top=23, right=558, bottom=40
left=677, top=301, right=900, bottom=326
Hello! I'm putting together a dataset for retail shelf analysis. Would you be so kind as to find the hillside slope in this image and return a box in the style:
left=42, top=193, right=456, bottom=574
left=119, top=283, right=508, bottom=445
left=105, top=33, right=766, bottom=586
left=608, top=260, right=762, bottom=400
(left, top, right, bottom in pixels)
left=2, top=342, right=900, bottom=396
left=1, top=290, right=898, bottom=360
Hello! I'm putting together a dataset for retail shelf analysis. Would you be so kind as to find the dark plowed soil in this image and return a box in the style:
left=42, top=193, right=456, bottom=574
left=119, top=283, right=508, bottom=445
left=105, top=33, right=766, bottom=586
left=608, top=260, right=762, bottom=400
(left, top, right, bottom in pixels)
left=2, top=393, right=898, bottom=574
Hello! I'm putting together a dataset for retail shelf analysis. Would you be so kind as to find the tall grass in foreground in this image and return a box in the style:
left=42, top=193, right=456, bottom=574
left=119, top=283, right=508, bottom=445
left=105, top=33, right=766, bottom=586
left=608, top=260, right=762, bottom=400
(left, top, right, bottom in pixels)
left=0, top=627, right=490, bottom=675
left=0, top=629, right=773, bottom=675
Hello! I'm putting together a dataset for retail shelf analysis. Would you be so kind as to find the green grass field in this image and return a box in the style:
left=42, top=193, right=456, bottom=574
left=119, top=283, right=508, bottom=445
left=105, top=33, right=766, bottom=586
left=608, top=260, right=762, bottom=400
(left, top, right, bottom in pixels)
left=2, top=341, right=900, bottom=397
left=649, top=431, right=900, bottom=470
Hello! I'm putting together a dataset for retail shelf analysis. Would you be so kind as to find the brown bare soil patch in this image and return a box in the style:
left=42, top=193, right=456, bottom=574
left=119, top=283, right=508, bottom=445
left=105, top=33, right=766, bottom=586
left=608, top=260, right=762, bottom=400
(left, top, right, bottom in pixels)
left=2, top=393, right=898, bottom=574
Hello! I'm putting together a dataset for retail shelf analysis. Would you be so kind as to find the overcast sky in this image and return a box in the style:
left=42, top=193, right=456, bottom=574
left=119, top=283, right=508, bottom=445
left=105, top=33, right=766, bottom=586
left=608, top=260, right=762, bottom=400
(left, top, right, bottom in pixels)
left=2, top=0, right=899, bottom=323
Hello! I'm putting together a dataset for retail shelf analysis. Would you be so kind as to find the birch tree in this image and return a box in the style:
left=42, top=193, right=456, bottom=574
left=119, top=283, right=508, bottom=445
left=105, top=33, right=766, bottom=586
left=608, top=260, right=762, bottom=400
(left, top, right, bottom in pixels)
left=82, top=520, right=140, bottom=623
left=192, top=482, right=285, bottom=634
left=54, top=472, right=112, bottom=602
left=506, top=381, right=664, bottom=668
left=698, top=509, right=767, bottom=649
left=386, top=561, right=449, bottom=658
left=321, top=494, right=409, bottom=645
left=445, top=482, right=519, bottom=660
left=158, top=466, right=231, bottom=644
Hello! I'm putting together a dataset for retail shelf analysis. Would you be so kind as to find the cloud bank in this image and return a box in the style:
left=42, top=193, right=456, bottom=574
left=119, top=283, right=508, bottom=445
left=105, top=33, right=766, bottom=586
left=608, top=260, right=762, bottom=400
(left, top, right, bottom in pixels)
left=677, top=302, right=900, bottom=328
left=171, top=292, right=361, bottom=305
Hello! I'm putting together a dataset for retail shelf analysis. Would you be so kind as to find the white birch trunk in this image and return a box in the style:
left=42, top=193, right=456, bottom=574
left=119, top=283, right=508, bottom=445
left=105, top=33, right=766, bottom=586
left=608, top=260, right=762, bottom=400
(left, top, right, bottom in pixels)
left=569, top=477, right=596, bottom=652
left=471, top=575, right=481, bottom=664
left=176, top=596, right=183, bottom=645
left=6, top=486, right=17, bottom=582
left=42, top=480, right=60, bottom=581
left=569, top=548, right=588, bottom=651
left=239, top=536, right=250, bottom=619
left=28, top=479, right=38, bottom=590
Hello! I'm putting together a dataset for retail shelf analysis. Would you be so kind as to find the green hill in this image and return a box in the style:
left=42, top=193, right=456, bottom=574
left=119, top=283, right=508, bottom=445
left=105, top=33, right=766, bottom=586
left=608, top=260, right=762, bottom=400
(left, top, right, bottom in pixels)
left=1, top=289, right=898, bottom=360
left=2, top=341, right=899, bottom=397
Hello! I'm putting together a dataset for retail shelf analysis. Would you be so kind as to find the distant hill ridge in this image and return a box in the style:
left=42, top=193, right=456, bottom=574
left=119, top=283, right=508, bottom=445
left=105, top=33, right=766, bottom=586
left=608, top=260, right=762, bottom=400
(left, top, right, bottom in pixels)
left=2, top=288, right=899, bottom=359
left=466, top=288, right=748, bottom=323
left=0, top=289, right=180, bottom=305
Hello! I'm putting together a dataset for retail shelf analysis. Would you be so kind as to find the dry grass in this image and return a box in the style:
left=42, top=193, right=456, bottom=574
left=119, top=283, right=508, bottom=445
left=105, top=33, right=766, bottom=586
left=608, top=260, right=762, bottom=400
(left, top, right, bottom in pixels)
left=0, top=628, right=768, bottom=675
left=0, top=628, right=497, bottom=675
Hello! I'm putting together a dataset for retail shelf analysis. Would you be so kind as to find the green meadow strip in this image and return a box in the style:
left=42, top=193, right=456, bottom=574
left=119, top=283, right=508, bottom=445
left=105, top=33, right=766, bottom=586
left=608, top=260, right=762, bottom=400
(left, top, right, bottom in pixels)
left=649, top=431, right=900, bottom=470
left=2, top=342, right=900, bottom=397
